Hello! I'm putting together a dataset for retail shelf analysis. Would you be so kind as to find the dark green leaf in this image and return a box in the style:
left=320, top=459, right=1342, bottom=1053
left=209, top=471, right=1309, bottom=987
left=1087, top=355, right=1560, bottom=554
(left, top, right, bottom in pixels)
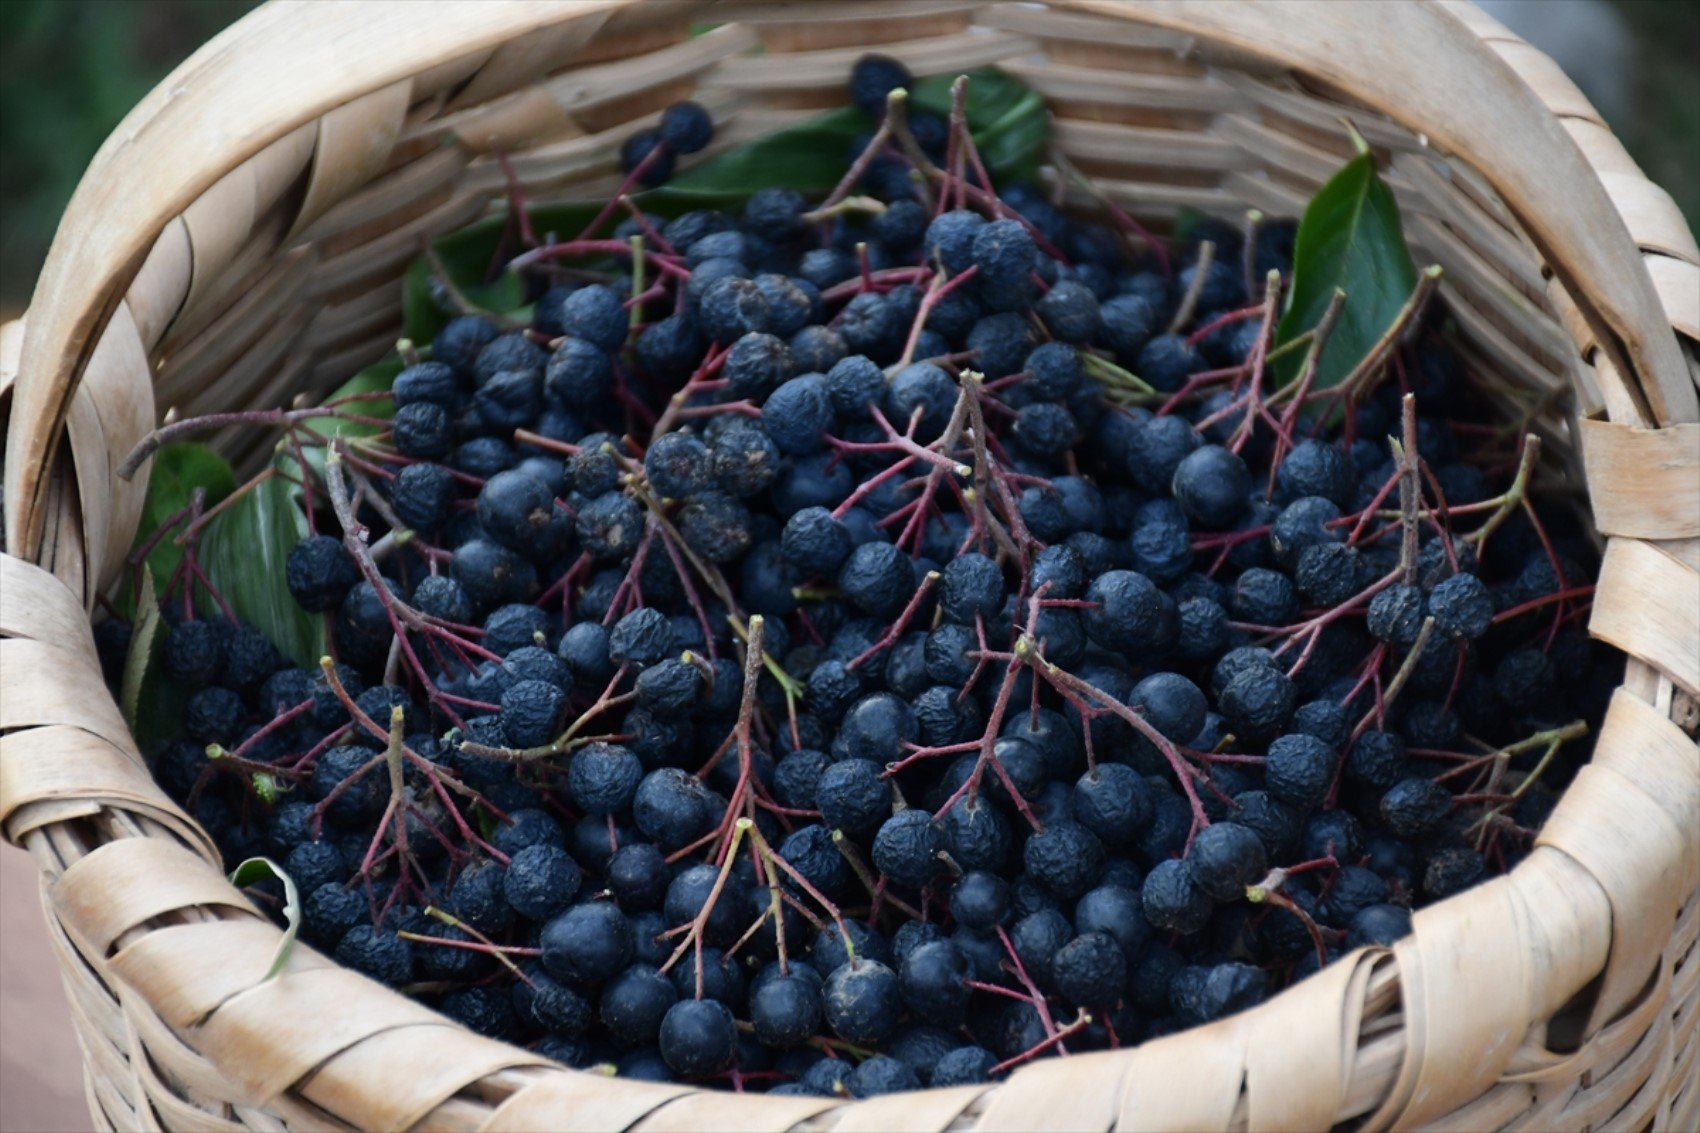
left=668, top=107, right=868, bottom=200
left=278, top=358, right=401, bottom=484
left=407, top=67, right=1045, bottom=318
left=1275, top=150, right=1417, bottom=388
left=120, top=565, right=161, bottom=735
left=196, top=472, right=322, bottom=668
left=228, top=857, right=301, bottom=981
left=126, top=443, right=236, bottom=607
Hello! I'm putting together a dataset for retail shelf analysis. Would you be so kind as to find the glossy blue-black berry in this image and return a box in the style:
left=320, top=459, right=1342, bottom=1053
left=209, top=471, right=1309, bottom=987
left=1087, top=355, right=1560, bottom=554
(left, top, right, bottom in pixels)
left=1171, top=444, right=1250, bottom=529
left=544, top=337, right=614, bottom=407
left=599, top=964, right=679, bottom=1046
left=824, top=959, right=902, bottom=1044
left=837, top=541, right=912, bottom=619
left=1184, top=821, right=1266, bottom=902
left=633, top=767, right=714, bottom=850
left=751, top=972, right=824, bottom=1048
left=619, top=129, right=675, bottom=185
left=476, top=469, right=556, bottom=555
left=1348, top=903, right=1413, bottom=948
left=452, top=539, right=538, bottom=610
left=897, top=940, right=972, bottom=1026
left=541, top=901, right=633, bottom=984
left=947, top=871, right=1010, bottom=931
left=1134, top=334, right=1201, bottom=393
left=658, top=998, right=737, bottom=1077
left=1129, top=671, right=1207, bottom=745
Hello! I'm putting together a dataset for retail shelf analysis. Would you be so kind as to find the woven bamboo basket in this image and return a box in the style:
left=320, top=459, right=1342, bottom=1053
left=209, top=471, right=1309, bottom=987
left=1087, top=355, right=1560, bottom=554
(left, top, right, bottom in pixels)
left=2, top=1, right=1697, bottom=1129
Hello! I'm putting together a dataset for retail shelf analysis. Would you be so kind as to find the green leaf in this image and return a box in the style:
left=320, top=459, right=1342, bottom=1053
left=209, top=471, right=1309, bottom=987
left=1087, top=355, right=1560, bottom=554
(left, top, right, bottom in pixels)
left=196, top=472, right=323, bottom=668
left=228, top=857, right=301, bottom=981
left=404, top=240, right=529, bottom=345
left=278, top=358, right=402, bottom=484
left=1274, top=150, right=1417, bottom=388
left=120, top=565, right=162, bottom=735
left=124, top=443, right=236, bottom=612
left=668, top=107, right=868, bottom=200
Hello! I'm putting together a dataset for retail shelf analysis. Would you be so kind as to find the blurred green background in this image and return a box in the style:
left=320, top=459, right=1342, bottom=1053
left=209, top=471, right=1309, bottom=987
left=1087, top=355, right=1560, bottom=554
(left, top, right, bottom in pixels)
left=1, top=0, right=1695, bottom=314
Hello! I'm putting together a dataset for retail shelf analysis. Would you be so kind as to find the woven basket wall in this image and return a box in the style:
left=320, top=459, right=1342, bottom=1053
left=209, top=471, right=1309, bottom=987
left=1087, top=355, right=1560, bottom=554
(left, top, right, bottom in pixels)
left=2, top=2, right=1697, bottom=1129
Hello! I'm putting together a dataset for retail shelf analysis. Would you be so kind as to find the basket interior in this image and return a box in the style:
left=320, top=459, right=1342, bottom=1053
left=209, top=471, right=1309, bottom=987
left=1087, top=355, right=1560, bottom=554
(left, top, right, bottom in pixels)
left=143, top=1, right=1599, bottom=496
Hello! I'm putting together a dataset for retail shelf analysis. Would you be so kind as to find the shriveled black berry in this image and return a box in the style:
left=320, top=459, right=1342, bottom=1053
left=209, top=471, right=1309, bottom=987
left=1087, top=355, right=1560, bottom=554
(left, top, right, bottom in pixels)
left=1429, top=572, right=1493, bottom=640
left=659, top=100, right=714, bottom=154
left=610, top=607, right=675, bottom=669
left=286, top=535, right=359, bottom=614
left=1265, top=732, right=1334, bottom=808
left=1023, top=821, right=1105, bottom=900
left=336, top=924, right=414, bottom=987
left=1423, top=847, right=1486, bottom=899
left=932, top=1046, right=999, bottom=1086
left=1053, top=930, right=1126, bottom=1008
left=567, top=742, right=643, bottom=815
left=1380, top=777, right=1453, bottom=839
left=1142, top=857, right=1214, bottom=935
left=1367, top=584, right=1427, bottom=646
left=503, top=844, right=581, bottom=921
left=500, top=679, right=567, bottom=748
left=1082, top=570, right=1178, bottom=662
left=1218, top=664, right=1296, bottom=742
left=1185, top=821, right=1267, bottom=902
left=1346, top=729, right=1406, bottom=790
left=872, top=810, right=946, bottom=891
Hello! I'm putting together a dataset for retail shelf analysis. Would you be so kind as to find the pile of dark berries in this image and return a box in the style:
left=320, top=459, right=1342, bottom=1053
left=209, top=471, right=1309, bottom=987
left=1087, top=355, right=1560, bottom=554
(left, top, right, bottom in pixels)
left=107, top=54, right=1618, bottom=1096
